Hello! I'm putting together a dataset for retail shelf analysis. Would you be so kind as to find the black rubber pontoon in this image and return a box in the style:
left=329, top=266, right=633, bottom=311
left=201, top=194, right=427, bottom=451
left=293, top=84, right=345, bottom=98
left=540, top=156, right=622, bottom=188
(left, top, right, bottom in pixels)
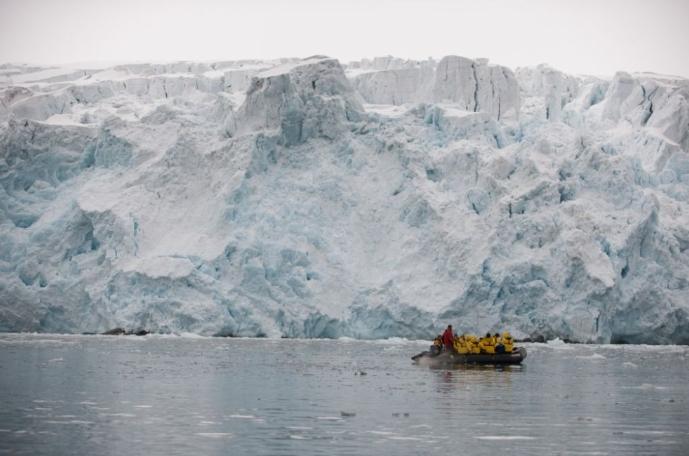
left=412, top=347, right=527, bottom=366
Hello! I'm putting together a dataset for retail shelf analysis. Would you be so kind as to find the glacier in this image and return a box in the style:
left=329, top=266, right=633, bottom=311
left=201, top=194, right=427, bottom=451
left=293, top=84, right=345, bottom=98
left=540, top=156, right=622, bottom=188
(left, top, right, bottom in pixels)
left=0, top=56, right=688, bottom=343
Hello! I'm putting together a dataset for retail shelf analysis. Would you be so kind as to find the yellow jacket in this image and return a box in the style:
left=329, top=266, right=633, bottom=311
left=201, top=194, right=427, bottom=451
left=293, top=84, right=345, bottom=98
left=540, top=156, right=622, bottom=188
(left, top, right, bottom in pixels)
left=479, top=337, right=495, bottom=354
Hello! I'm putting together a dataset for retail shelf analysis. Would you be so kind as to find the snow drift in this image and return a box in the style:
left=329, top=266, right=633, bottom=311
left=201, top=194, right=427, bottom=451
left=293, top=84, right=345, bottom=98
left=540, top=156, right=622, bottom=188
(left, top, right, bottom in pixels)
left=0, top=56, right=688, bottom=343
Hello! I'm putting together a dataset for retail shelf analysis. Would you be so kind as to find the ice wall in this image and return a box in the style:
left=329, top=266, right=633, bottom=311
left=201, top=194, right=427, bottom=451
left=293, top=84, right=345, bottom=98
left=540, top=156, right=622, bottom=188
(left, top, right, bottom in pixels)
left=236, top=56, right=364, bottom=145
left=516, top=64, right=579, bottom=122
left=432, top=56, right=520, bottom=120
left=350, top=67, right=435, bottom=105
left=350, top=56, right=520, bottom=121
left=0, top=56, right=688, bottom=343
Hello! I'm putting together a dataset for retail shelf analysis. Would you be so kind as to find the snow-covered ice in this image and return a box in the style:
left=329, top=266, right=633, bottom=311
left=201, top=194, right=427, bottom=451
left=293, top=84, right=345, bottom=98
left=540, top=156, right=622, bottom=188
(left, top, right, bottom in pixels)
left=0, top=55, right=688, bottom=343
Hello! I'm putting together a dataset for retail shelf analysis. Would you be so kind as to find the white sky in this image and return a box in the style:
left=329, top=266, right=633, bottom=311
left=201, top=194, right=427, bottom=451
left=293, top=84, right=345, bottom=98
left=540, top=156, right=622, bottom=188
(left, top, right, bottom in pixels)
left=1, top=0, right=688, bottom=77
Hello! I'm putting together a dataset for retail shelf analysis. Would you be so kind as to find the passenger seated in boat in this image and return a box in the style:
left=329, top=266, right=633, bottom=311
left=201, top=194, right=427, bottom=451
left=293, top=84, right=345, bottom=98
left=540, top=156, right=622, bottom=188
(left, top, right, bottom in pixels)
left=478, top=333, right=494, bottom=354
left=430, top=335, right=442, bottom=355
left=495, top=332, right=506, bottom=354
left=468, top=335, right=481, bottom=354
left=455, top=335, right=470, bottom=354
left=453, top=335, right=461, bottom=353
left=502, top=331, right=514, bottom=353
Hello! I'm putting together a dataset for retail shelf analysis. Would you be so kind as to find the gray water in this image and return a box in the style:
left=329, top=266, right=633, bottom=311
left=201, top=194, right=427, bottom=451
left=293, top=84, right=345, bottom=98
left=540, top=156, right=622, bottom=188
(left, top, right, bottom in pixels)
left=0, top=334, right=688, bottom=455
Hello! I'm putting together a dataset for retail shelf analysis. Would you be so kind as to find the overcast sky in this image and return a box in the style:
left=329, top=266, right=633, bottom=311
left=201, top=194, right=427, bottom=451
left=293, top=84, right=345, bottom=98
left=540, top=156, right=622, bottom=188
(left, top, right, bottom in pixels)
left=1, top=0, right=688, bottom=77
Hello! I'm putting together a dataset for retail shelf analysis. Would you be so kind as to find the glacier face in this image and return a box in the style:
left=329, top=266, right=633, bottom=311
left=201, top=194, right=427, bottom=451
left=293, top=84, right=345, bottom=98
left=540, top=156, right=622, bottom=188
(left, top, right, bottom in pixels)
left=0, top=57, right=688, bottom=343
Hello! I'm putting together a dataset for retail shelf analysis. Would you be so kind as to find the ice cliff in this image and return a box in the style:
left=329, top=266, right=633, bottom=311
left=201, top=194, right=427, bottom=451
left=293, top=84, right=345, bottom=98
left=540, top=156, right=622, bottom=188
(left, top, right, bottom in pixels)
left=350, top=56, right=519, bottom=120
left=0, top=56, right=688, bottom=343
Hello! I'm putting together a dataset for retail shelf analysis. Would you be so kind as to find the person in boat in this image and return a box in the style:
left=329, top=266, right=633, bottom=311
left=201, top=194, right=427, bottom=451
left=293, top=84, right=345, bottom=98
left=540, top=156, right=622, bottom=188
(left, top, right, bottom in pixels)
left=456, top=334, right=470, bottom=354
left=442, top=325, right=455, bottom=352
left=453, top=334, right=465, bottom=353
left=454, top=335, right=461, bottom=352
left=468, top=337, right=475, bottom=353
left=502, top=331, right=514, bottom=353
left=479, top=332, right=495, bottom=354
left=495, top=332, right=506, bottom=354
left=462, top=334, right=479, bottom=354
left=430, top=335, right=442, bottom=355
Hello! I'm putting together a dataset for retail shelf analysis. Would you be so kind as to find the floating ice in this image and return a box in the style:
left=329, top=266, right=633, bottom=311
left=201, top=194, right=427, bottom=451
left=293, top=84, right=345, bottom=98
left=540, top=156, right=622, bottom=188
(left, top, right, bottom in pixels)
left=576, top=353, right=607, bottom=360
left=227, top=414, right=256, bottom=419
left=474, top=435, right=536, bottom=441
left=195, top=432, right=233, bottom=438
left=627, top=383, right=668, bottom=390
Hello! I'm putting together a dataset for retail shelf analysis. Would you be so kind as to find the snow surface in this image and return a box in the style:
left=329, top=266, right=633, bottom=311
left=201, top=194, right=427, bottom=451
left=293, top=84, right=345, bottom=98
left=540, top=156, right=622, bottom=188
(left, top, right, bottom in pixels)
left=1, top=56, right=688, bottom=343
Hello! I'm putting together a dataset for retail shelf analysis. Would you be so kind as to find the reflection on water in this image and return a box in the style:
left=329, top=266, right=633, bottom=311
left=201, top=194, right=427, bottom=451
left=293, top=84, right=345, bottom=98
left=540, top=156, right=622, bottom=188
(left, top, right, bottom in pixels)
left=0, top=335, right=688, bottom=455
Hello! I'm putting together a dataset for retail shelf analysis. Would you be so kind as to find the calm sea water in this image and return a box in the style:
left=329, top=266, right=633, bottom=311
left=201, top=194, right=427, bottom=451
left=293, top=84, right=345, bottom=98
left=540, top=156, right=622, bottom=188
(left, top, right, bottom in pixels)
left=0, top=334, right=688, bottom=455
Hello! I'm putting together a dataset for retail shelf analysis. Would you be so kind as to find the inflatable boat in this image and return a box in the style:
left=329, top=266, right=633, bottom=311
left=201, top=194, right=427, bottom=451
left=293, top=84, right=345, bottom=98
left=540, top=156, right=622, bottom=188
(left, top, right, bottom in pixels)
left=412, top=346, right=527, bottom=367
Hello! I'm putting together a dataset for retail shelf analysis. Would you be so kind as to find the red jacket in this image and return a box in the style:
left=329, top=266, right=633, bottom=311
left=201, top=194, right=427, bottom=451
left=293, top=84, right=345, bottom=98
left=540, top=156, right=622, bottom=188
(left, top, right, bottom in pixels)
left=442, top=328, right=454, bottom=348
